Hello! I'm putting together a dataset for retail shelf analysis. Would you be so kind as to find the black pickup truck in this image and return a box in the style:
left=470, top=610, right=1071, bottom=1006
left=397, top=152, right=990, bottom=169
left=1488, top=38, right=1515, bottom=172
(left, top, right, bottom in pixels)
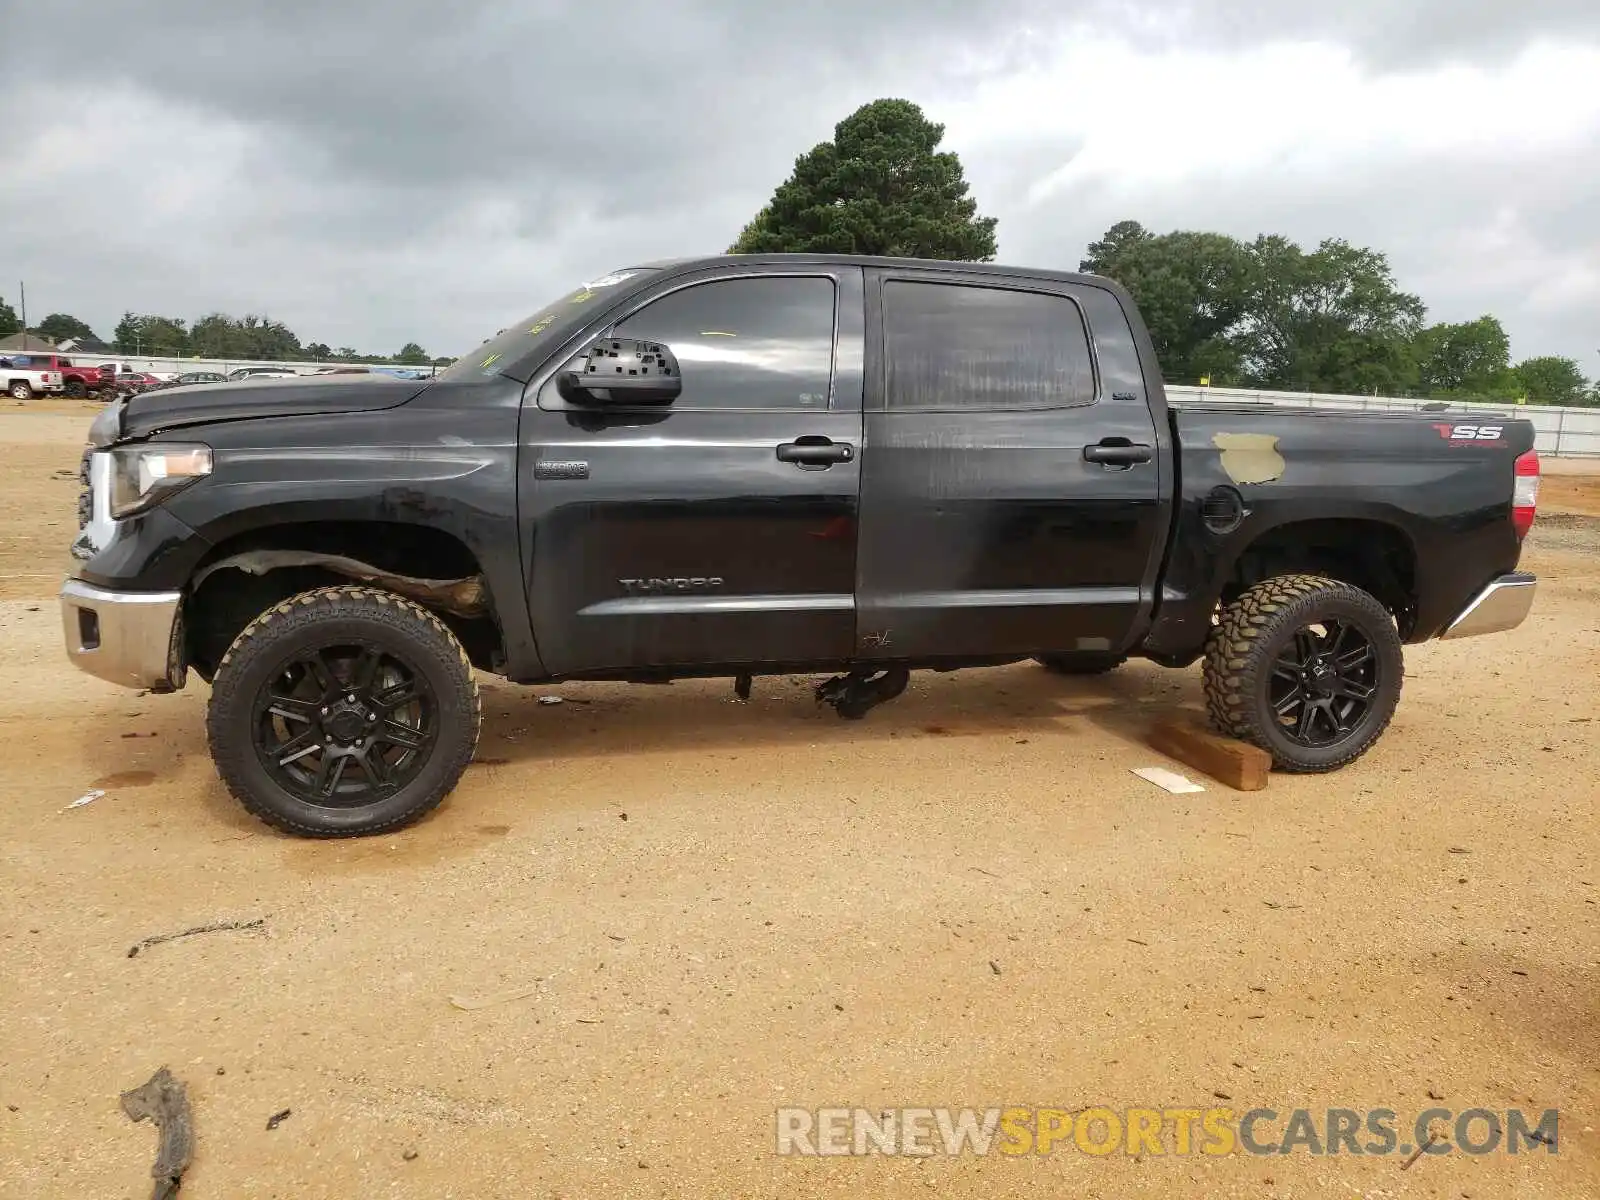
left=59, top=254, right=1542, bottom=837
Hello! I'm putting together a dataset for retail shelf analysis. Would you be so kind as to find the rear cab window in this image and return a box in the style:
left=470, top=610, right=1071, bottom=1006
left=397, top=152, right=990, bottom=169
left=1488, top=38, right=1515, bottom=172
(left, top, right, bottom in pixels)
left=882, top=280, right=1097, bottom=412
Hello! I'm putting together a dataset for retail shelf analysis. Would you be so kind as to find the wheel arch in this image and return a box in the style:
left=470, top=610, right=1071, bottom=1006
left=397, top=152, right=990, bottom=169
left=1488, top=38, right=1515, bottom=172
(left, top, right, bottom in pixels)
left=1220, top=517, right=1419, bottom=637
left=182, top=519, right=505, bottom=681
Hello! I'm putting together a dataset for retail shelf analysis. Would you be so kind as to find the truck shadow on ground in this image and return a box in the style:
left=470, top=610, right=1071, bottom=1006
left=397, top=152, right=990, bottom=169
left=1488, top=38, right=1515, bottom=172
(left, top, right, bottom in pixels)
left=64, top=662, right=1209, bottom=852
left=472, top=661, right=1206, bottom=765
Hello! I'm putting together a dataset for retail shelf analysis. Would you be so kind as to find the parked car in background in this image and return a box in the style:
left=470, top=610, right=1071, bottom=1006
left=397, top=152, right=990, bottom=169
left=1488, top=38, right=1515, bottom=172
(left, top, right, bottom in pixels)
left=0, top=356, right=64, bottom=400
left=139, top=372, right=229, bottom=395
left=0, top=354, right=109, bottom=398
left=225, top=367, right=299, bottom=382
left=109, top=372, right=163, bottom=400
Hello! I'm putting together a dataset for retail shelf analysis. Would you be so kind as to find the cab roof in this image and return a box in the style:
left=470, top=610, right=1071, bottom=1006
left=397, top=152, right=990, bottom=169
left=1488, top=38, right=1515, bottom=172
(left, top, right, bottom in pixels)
left=626, top=253, right=1112, bottom=289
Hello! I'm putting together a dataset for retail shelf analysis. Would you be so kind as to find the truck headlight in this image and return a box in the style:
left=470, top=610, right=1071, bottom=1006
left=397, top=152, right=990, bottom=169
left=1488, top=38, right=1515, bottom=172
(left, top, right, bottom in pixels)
left=109, top=444, right=213, bottom=519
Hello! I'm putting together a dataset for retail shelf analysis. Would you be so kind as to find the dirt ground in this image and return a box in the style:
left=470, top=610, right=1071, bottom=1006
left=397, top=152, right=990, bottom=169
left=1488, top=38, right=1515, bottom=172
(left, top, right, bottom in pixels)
left=2, top=404, right=1597, bottom=1199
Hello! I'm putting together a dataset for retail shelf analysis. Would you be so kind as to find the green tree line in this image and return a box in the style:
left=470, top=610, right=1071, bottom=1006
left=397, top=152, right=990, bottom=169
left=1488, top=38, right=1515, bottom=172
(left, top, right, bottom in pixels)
left=0, top=300, right=443, bottom=367
left=732, top=98, right=1596, bottom=407
left=107, top=312, right=440, bottom=367
left=1078, top=220, right=1593, bottom=406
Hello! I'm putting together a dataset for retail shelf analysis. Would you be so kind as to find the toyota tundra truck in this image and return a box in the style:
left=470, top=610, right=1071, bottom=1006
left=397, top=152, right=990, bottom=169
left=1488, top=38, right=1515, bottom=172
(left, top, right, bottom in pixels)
left=58, top=254, right=1541, bottom=837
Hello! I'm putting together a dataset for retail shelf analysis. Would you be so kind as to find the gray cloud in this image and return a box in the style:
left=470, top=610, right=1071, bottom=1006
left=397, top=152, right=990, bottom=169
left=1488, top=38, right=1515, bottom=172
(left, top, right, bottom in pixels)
left=1150, top=0, right=1600, bottom=66
left=2, top=0, right=1596, bottom=367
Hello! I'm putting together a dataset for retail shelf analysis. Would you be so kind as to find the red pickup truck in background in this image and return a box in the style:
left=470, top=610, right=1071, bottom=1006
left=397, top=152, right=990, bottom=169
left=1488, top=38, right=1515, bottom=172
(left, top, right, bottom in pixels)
left=4, top=354, right=112, bottom=398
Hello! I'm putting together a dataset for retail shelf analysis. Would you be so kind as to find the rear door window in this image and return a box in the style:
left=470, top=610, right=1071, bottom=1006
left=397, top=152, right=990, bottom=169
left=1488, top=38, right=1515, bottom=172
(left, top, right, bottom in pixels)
left=882, top=280, right=1097, bottom=412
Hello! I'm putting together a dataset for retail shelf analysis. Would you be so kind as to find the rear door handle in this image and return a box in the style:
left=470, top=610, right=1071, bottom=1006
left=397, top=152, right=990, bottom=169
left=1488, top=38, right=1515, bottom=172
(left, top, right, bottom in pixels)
left=1083, top=441, right=1153, bottom=467
left=778, top=437, right=853, bottom=469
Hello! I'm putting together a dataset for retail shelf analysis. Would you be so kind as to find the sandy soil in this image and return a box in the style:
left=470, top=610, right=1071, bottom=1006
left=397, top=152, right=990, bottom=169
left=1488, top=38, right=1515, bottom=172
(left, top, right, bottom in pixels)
left=2, top=409, right=1597, bottom=1198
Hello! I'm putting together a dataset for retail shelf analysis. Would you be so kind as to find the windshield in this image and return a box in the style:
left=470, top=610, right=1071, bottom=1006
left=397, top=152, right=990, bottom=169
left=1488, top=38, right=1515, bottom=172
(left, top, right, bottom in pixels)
left=436, top=268, right=660, bottom=384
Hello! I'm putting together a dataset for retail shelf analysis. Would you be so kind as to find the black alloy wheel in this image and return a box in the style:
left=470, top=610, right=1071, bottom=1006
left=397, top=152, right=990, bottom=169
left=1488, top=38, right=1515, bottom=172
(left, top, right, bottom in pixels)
left=254, top=643, right=436, bottom=806
left=1265, top=619, right=1378, bottom=749
left=207, top=586, right=480, bottom=836
left=1203, top=575, right=1404, bottom=772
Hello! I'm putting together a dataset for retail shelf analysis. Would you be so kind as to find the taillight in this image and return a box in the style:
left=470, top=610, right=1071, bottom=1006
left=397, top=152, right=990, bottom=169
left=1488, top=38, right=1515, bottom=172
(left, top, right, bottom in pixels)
left=1512, top=449, right=1540, bottom=539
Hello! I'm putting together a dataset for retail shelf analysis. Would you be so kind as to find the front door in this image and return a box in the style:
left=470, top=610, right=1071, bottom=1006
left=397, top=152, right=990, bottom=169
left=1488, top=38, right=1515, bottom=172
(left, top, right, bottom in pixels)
left=520, top=266, right=865, bottom=676
left=854, top=269, right=1167, bottom=663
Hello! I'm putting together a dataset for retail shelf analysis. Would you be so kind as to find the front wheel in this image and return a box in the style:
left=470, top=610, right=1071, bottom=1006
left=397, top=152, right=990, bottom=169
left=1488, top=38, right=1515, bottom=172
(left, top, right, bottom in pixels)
left=206, top=586, right=481, bottom=836
left=64, top=378, right=87, bottom=398
left=1203, top=575, right=1403, bottom=772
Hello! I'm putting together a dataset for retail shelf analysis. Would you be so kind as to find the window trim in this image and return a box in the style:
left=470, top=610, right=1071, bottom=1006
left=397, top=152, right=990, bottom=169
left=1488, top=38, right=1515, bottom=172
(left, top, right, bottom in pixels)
left=878, top=275, right=1103, bottom=414
left=540, top=270, right=843, bottom=414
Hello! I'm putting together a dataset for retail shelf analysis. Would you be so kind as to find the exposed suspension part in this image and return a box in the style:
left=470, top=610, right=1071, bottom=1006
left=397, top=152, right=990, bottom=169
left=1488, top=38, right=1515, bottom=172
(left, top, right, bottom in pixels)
left=813, top=668, right=910, bottom=720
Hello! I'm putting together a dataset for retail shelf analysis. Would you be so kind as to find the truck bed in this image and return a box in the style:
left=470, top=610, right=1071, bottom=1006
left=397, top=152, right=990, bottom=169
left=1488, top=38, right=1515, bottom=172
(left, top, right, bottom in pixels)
left=1139, top=400, right=1535, bottom=661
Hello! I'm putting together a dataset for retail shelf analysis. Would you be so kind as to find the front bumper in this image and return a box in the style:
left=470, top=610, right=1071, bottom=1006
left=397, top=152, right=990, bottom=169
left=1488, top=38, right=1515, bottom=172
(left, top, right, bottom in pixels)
left=1438, top=572, right=1537, bottom=640
left=59, top=578, right=186, bottom=691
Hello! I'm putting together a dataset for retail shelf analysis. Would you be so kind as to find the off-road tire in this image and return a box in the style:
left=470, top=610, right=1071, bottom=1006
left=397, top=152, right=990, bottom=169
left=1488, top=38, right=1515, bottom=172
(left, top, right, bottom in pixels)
left=8, top=382, right=32, bottom=400
left=64, top=378, right=87, bottom=398
left=206, top=585, right=480, bottom=837
left=1203, top=574, right=1402, bottom=772
left=1035, top=652, right=1127, bottom=676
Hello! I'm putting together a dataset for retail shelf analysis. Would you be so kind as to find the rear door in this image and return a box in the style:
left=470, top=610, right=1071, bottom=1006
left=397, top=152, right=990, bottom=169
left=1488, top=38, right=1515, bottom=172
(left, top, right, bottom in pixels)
left=854, top=268, right=1167, bottom=662
left=520, top=265, right=865, bottom=675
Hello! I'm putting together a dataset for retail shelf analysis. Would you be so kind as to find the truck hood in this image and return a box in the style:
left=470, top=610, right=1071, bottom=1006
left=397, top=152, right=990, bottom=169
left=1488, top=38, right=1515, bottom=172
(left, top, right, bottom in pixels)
left=117, top=375, right=432, bottom=440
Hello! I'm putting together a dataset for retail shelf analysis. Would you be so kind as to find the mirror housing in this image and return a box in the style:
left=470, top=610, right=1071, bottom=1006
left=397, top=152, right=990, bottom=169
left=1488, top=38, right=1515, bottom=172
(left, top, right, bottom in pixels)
left=558, top=337, right=682, bottom=405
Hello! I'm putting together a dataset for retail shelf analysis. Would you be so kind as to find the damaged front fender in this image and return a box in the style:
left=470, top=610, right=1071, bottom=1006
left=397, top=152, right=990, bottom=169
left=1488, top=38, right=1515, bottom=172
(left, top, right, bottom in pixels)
left=191, top=549, right=489, bottom=619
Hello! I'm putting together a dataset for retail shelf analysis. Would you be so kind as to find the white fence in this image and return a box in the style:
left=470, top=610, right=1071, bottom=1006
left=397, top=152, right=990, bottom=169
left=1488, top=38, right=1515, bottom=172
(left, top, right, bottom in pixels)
left=69, top=353, right=433, bottom=378
left=1166, top=385, right=1600, bottom=459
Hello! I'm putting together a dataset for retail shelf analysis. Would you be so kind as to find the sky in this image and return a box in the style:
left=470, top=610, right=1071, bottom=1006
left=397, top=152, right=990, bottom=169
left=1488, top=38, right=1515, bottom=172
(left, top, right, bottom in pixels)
left=3, top=0, right=1597, bottom=372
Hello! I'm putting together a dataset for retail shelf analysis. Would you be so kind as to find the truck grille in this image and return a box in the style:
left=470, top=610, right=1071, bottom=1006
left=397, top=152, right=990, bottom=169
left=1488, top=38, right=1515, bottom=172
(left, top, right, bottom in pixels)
left=77, top=448, right=93, bottom=529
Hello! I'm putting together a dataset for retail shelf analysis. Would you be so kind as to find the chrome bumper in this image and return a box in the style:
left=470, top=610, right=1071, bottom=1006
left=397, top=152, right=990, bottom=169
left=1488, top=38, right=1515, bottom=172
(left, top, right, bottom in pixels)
left=1438, top=572, right=1537, bottom=641
left=59, top=579, right=186, bottom=691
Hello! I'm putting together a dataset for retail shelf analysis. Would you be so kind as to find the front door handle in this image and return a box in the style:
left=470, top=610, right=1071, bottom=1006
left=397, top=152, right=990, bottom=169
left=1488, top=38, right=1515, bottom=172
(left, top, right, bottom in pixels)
left=777, top=437, right=853, bottom=469
left=1083, top=440, right=1153, bottom=467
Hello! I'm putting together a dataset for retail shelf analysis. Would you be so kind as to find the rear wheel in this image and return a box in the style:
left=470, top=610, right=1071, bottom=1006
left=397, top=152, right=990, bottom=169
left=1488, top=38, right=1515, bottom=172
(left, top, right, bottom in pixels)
left=1034, top=652, right=1127, bottom=676
left=206, top=586, right=480, bottom=836
left=1203, top=575, right=1402, bottom=772
left=64, top=378, right=87, bottom=398
left=8, top=382, right=32, bottom=400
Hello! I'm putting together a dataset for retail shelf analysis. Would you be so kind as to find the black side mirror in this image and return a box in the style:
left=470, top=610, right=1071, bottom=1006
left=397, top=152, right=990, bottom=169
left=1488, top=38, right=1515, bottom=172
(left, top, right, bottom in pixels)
left=559, top=337, right=682, bottom=405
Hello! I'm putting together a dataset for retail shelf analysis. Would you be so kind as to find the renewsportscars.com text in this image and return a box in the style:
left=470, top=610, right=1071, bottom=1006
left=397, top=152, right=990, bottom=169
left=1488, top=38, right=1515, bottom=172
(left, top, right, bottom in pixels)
left=775, top=1105, right=1559, bottom=1158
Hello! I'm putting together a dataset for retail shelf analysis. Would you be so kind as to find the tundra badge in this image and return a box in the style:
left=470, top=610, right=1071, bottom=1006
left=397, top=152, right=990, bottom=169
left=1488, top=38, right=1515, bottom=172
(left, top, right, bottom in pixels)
left=619, top=577, right=726, bottom=594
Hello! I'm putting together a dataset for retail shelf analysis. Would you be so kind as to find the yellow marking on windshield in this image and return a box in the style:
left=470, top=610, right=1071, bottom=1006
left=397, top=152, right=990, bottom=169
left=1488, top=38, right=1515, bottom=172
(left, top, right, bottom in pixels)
left=700, top=330, right=738, bottom=337
left=570, top=287, right=596, bottom=305
left=481, top=352, right=502, bottom=369
left=528, top=314, right=556, bottom=335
